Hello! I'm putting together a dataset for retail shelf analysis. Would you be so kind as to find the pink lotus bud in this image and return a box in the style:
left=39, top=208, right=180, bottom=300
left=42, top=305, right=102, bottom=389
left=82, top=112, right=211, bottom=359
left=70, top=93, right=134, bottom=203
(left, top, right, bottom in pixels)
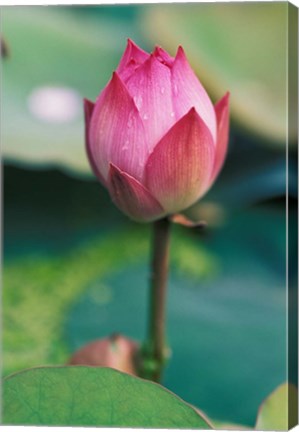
left=68, top=334, right=138, bottom=376
left=84, top=39, right=229, bottom=222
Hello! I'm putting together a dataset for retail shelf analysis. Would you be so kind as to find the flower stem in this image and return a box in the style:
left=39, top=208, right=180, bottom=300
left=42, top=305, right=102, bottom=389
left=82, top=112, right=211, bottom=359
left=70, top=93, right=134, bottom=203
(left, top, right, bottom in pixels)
left=141, top=217, right=171, bottom=382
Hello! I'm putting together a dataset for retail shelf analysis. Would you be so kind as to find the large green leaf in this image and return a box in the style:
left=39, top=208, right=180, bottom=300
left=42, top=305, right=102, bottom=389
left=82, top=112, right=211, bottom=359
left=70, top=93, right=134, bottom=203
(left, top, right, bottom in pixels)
left=3, top=366, right=211, bottom=428
left=255, top=383, right=298, bottom=430
left=141, top=3, right=294, bottom=145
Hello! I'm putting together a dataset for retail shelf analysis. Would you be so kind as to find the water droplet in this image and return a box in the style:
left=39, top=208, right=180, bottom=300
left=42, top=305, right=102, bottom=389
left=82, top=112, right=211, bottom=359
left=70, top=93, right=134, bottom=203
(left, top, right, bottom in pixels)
left=143, top=113, right=149, bottom=120
left=170, top=112, right=175, bottom=117
left=160, top=87, right=165, bottom=94
left=127, top=113, right=134, bottom=128
left=122, top=140, right=130, bottom=151
left=133, top=95, right=143, bottom=109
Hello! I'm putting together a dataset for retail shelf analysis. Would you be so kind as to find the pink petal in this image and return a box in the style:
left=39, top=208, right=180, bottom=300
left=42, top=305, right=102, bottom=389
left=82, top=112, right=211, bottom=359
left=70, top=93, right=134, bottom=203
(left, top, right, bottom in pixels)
left=108, top=163, right=165, bottom=222
left=170, top=214, right=206, bottom=228
left=211, top=92, right=230, bottom=182
left=153, top=46, right=174, bottom=67
left=125, top=54, right=175, bottom=154
left=145, top=108, right=215, bottom=214
left=117, top=58, right=139, bottom=82
left=89, top=72, right=148, bottom=182
left=84, top=98, right=107, bottom=186
left=171, top=47, right=216, bottom=143
left=117, top=39, right=149, bottom=80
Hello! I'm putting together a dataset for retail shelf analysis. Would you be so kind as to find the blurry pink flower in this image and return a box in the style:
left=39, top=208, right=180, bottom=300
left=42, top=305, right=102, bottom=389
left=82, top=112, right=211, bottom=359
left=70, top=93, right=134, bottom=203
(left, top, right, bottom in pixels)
left=84, top=39, right=229, bottom=222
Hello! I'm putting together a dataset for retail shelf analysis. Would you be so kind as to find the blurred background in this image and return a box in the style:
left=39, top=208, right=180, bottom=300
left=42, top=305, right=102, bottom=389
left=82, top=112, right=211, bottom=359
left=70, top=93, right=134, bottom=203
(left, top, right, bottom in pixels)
left=2, top=3, right=297, bottom=427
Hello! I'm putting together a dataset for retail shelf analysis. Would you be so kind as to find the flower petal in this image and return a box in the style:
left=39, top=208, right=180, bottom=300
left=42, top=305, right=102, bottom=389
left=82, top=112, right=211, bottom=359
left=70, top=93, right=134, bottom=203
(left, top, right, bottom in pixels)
left=153, top=46, right=174, bottom=67
left=170, top=214, right=206, bottom=228
left=108, top=163, right=165, bottom=222
left=125, top=54, right=175, bottom=153
left=117, top=38, right=149, bottom=80
left=84, top=98, right=107, bottom=186
left=89, top=72, right=148, bottom=182
left=145, top=108, right=215, bottom=214
left=171, top=47, right=216, bottom=142
left=211, top=92, right=230, bottom=182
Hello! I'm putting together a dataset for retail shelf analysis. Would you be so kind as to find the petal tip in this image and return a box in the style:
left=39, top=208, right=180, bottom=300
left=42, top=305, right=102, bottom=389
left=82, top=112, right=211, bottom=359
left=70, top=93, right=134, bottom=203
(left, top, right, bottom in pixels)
left=222, top=91, right=230, bottom=105
left=108, top=163, right=164, bottom=222
left=176, top=45, right=186, bottom=60
left=184, top=107, right=202, bottom=123
left=83, top=98, right=95, bottom=115
left=139, top=52, right=159, bottom=71
left=211, top=91, right=230, bottom=182
left=153, top=45, right=174, bottom=66
left=122, top=38, right=149, bottom=62
left=219, top=91, right=230, bottom=104
left=215, top=92, right=230, bottom=117
left=109, top=162, right=122, bottom=177
left=126, top=38, right=142, bottom=50
left=152, top=46, right=161, bottom=56
left=188, top=106, right=197, bottom=115
left=110, top=71, right=128, bottom=92
left=111, top=70, right=119, bottom=81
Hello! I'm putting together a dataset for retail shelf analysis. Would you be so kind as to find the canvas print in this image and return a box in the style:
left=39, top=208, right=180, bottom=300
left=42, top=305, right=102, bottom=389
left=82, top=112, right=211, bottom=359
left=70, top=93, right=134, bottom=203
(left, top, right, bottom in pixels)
left=1, top=2, right=298, bottom=430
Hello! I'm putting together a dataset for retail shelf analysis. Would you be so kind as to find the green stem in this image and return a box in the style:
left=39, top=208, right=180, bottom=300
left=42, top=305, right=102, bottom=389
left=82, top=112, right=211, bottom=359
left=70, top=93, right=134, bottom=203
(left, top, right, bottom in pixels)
left=141, top=217, right=171, bottom=382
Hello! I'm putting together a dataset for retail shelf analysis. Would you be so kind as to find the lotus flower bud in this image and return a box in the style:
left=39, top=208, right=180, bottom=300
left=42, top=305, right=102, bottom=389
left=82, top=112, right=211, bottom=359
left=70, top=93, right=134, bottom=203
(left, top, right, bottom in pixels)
left=84, top=39, right=229, bottom=222
left=68, top=334, right=138, bottom=376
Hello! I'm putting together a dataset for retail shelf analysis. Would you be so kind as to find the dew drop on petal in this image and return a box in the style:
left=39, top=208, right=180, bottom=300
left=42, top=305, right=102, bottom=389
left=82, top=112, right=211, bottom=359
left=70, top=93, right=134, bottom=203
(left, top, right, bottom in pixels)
left=27, top=85, right=81, bottom=124
left=160, top=87, right=165, bottom=94
left=133, top=95, right=143, bottom=110
left=170, top=112, right=175, bottom=117
left=127, top=114, right=133, bottom=128
left=143, top=113, right=149, bottom=120
left=122, top=140, right=129, bottom=151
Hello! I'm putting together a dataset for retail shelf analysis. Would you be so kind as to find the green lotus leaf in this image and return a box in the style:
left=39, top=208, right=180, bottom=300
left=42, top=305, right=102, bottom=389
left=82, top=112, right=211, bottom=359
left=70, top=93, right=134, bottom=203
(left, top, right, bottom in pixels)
left=3, top=366, right=211, bottom=428
left=255, top=383, right=298, bottom=430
